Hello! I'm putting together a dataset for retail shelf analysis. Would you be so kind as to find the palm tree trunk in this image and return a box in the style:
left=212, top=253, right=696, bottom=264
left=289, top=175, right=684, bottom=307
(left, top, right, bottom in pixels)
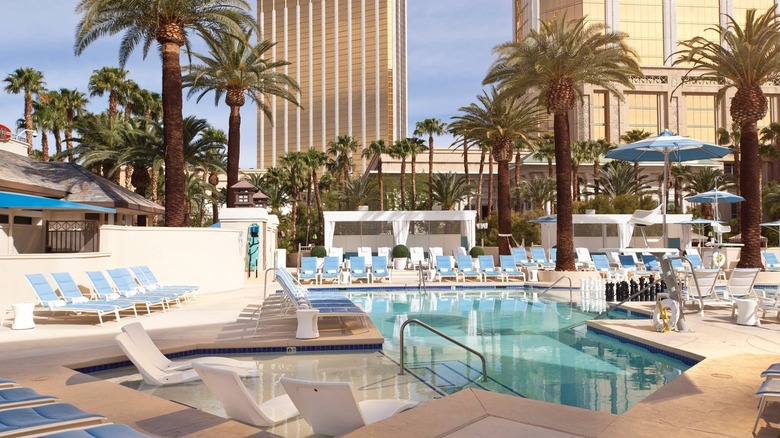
left=514, top=151, right=522, bottom=213
left=572, top=163, right=579, bottom=201
left=24, top=96, right=33, bottom=156
left=378, top=158, right=384, bottom=211
left=53, top=129, right=62, bottom=158
left=737, top=123, right=762, bottom=268
left=498, top=160, right=512, bottom=255
left=226, top=105, right=241, bottom=208
left=634, top=162, right=640, bottom=192
left=65, top=126, right=74, bottom=161
left=463, top=139, right=470, bottom=184
left=775, top=138, right=780, bottom=181
left=593, top=160, right=601, bottom=195
left=547, top=159, right=553, bottom=178
left=487, top=153, right=494, bottom=218
left=161, top=40, right=186, bottom=227
left=313, top=170, right=324, bottom=244
left=411, top=155, right=417, bottom=208
left=125, top=165, right=133, bottom=189
left=40, top=132, right=49, bottom=161
left=476, top=148, right=486, bottom=220
left=290, top=170, right=298, bottom=248
left=554, top=112, right=575, bottom=271
left=400, top=158, right=407, bottom=210
left=305, top=173, right=313, bottom=245
left=428, top=134, right=434, bottom=209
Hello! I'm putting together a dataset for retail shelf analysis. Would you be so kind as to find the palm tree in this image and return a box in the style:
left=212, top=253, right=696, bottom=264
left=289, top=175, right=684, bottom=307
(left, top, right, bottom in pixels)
left=406, top=137, right=427, bottom=209
left=586, top=139, right=616, bottom=195
left=429, top=173, right=474, bottom=210
left=414, top=118, right=447, bottom=208
left=674, top=7, right=780, bottom=267
left=3, top=67, right=46, bottom=154
left=716, top=124, right=741, bottom=197
left=485, top=15, right=640, bottom=270
left=259, top=167, right=290, bottom=213
left=59, top=88, right=89, bottom=160
left=184, top=32, right=300, bottom=208
left=760, top=122, right=780, bottom=181
left=620, top=129, right=652, bottom=192
left=570, top=140, right=591, bottom=201
left=451, top=87, right=543, bottom=255
left=88, top=67, right=129, bottom=117
left=517, top=177, right=557, bottom=213
left=302, top=148, right=327, bottom=244
left=40, top=90, right=67, bottom=158
left=69, top=112, right=141, bottom=183
left=361, top=139, right=389, bottom=211
left=389, top=139, right=411, bottom=209
left=587, top=160, right=651, bottom=200
left=75, top=0, right=256, bottom=227
left=281, top=152, right=306, bottom=247
left=529, top=133, right=556, bottom=178
left=199, top=128, right=227, bottom=224
left=340, top=176, right=377, bottom=210
left=683, top=167, right=729, bottom=219
left=326, top=135, right=360, bottom=192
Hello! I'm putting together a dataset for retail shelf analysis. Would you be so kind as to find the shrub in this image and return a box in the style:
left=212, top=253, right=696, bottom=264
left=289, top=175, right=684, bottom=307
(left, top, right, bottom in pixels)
left=469, top=246, right=485, bottom=258
left=311, top=245, right=327, bottom=258
left=392, top=244, right=410, bottom=258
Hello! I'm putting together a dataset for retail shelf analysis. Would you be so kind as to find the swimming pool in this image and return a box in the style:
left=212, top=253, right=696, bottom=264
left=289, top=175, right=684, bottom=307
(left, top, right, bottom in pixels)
left=91, top=285, right=693, bottom=435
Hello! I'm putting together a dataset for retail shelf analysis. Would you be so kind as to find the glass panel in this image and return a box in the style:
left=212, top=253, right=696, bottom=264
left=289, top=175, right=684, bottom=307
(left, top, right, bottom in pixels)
left=676, top=0, right=720, bottom=67
left=734, top=1, right=776, bottom=28
left=592, top=91, right=608, bottom=141
left=684, top=94, right=716, bottom=143
left=627, top=93, right=660, bottom=134
left=620, top=0, right=664, bottom=66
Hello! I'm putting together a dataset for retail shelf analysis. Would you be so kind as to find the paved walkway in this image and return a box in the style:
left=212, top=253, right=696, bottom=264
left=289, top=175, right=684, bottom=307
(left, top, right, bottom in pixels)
left=2, top=274, right=780, bottom=437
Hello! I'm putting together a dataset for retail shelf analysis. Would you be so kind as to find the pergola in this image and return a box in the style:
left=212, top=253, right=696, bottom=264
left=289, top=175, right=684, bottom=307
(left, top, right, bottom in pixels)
left=322, top=210, right=477, bottom=250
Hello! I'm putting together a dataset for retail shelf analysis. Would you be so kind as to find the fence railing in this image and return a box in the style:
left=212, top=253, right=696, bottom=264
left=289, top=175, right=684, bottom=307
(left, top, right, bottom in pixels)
left=46, top=220, right=99, bottom=253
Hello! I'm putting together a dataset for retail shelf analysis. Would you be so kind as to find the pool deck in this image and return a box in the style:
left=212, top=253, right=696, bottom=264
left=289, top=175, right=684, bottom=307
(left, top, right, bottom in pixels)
left=1, top=274, right=780, bottom=437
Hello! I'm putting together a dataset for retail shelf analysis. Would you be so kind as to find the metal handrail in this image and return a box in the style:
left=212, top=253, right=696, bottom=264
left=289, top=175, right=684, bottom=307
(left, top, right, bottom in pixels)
left=536, top=275, right=573, bottom=304
left=594, top=282, right=654, bottom=319
left=417, top=260, right=428, bottom=294
left=398, top=319, right=487, bottom=382
left=262, top=268, right=277, bottom=299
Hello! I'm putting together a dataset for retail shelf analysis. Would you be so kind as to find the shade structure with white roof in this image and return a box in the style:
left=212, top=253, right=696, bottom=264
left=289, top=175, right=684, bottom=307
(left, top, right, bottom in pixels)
left=605, top=130, right=732, bottom=247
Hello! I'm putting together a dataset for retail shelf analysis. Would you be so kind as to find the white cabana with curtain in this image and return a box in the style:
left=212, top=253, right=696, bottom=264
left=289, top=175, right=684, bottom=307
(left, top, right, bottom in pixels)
left=323, top=210, right=477, bottom=253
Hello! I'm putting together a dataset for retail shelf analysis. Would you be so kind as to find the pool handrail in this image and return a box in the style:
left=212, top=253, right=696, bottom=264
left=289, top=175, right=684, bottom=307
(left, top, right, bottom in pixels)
left=398, top=318, right=487, bottom=382
left=536, top=276, right=573, bottom=304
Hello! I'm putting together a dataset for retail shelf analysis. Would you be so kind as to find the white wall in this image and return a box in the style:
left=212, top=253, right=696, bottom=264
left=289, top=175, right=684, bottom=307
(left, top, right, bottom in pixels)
left=0, top=225, right=246, bottom=312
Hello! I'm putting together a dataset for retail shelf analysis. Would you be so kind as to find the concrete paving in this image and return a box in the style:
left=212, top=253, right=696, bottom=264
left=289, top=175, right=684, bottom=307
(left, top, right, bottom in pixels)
left=1, top=274, right=780, bottom=437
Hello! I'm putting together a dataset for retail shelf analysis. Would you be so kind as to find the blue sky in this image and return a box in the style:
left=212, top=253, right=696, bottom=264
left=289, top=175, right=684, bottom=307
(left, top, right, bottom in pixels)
left=0, top=0, right=511, bottom=168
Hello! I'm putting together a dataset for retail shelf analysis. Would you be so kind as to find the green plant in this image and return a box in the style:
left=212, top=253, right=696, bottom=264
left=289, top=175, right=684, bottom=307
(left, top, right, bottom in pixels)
left=392, top=244, right=410, bottom=258
left=311, top=245, right=327, bottom=258
left=469, top=246, right=485, bottom=258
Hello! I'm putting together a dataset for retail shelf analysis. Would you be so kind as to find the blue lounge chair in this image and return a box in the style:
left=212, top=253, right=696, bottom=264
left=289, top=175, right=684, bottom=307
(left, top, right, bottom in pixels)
left=434, top=256, right=460, bottom=282
left=592, top=254, right=622, bottom=281
left=686, top=253, right=704, bottom=269
left=0, top=387, right=57, bottom=410
left=530, top=247, right=554, bottom=269
left=618, top=254, right=650, bottom=276
left=639, top=254, right=661, bottom=271
left=456, top=256, right=482, bottom=282
left=478, top=255, right=505, bottom=282
left=0, top=379, right=15, bottom=389
left=349, top=256, right=370, bottom=283
left=129, top=267, right=197, bottom=302
left=320, top=257, right=341, bottom=284
left=40, top=423, right=155, bottom=438
left=137, top=265, right=199, bottom=293
left=499, top=255, right=526, bottom=282
left=298, top=257, right=320, bottom=284
left=86, top=271, right=168, bottom=313
left=371, top=256, right=391, bottom=283
left=0, top=403, right=104, bottom=437
left=763, top=252, right=780, bottom=271
left=106, top=269, right=184, bottom=307
left=512, top=247, right=536, bottom=267
left=25, top=274, right=123, bottom=327
left=50, top=272, right=139, bottom=317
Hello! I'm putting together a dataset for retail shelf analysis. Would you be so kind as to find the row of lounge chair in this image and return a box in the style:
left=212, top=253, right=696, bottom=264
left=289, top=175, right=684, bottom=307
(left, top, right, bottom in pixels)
left=298, top=256, right=392, bottom=285
left=0, top=378, right=152, bottom=437
left=112, top=322, right=417, bottom=436
left=23, top=266, right=198, bottom=327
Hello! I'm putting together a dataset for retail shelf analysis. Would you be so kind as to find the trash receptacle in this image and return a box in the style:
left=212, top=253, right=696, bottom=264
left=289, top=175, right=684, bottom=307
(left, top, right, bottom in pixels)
left=275, top=249, right=287, bottom=269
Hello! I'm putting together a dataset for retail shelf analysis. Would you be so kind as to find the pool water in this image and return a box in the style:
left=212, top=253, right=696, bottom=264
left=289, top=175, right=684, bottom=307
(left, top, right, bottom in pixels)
left=350, top=290, right=692, bottom=414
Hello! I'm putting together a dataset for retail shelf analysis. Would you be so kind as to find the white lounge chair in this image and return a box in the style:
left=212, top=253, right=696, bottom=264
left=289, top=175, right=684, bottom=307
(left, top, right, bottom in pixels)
left=409, top=247, right=428, bottom=269
left=687, top=268, right=732, bottom=316
left=280, top=377, right=418, bottom=436
left=192, top=363, right=299, bottom=427
left=121, top=322, right=259, bottom=373
left=115, top=332, right=201, bottom=386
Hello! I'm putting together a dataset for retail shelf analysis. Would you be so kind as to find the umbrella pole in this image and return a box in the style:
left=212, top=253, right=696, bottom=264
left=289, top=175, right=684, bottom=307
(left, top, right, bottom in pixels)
left=662, top=150, right=668, bottom=248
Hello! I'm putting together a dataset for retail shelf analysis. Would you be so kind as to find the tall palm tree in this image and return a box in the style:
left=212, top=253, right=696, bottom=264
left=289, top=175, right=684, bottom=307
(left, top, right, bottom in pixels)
left=40, top=90, right=67, bottom=158
left=59, top=88, right=89, bottom=160
left=529, top=133, right=556, bottom=178
left=675, top=7, right=780, bottom=268
left=3, top=67, right=46, bottom=154
left=184, top=32, right=300, bottom=208
left=88, top=67, right=129, bottom=117
left=389, top=139, right=411, bottom=209
left=326, top=135, right=360, bottom=191
left=716, top=123, right=741, bottom=197
left=69, top=112, right=141, bottom=183
left=570, top=140, right=591, bottom=201
left=429, top=172, right=474, bottom=210
left=485, top=15, right=640, bottom=270
left=361, top=139, right=389, bottom=211
left=620, top=129, right=652, bottom=193
left=75, top=0, right=256, bottom=227
left=588, top=160, right=651, bottom=200
left=406, top=137, right=427, bottom=209
left=199, top=127, right=227, bottom=224
left=517, top=177, right=557, bottom=213
left=447, top=121, right=473, bottom=209
left=682, top=167, right=729, bottom=219
left=451, top=87, right=543, bottom=255
left=414, top=118, right=447, bottom=208
left=587, top=139, right=616, bottom=195
left=281, top=152, right=306, bottom=247
left=339, top=176, right=377, bottom=210
left=760, top=122, right=780, bottom=181
left=301, top=148, right=327, bottom=244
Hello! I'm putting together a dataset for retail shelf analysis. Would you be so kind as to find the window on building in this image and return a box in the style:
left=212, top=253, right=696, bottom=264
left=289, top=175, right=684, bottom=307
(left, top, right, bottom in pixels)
left=592, top=91, right=608, bottom=141
left=627, top=93, right=660, bottom=135
left=685, top=94, right=716, bottom=143
left=620, top=0, right=664, bottom=66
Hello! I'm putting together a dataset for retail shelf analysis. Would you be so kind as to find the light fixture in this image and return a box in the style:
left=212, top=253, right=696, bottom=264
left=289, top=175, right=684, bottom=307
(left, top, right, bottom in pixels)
left=14, top=128, right=37, bottom=141
left=476, top=222, right=488, bottom=230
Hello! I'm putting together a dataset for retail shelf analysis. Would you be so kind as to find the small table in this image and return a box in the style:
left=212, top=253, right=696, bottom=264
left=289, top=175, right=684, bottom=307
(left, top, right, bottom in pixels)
left=296, top=308, right=320, bottom=339
left=12, top=303, right=35, bottom=330
left=734, top=299, right=760, bottom=326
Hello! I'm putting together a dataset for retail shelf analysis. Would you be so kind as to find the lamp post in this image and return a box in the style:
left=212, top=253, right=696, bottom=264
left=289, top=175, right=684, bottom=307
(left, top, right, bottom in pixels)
left=14, top=128, right=37, bottom=142
left=476, top=222, right=488, bottom=247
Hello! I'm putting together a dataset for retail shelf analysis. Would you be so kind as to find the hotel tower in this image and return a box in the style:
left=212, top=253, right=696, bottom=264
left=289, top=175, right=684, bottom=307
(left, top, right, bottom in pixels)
left=513, top=0, right=780, bottom=150
left=256, top=0, right=407, bottom=171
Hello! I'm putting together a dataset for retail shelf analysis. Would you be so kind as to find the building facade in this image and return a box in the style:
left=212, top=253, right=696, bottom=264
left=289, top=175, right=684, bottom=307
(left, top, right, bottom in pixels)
left=257, top=0, right=407, bottom=171
left=513, top=0, right=780, bottom=148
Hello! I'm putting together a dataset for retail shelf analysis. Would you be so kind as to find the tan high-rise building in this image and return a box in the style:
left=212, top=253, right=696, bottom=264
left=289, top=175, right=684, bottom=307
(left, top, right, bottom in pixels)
left=513, top=0, right=779, bottom=147
left=257, top=0, right=407, bottom=171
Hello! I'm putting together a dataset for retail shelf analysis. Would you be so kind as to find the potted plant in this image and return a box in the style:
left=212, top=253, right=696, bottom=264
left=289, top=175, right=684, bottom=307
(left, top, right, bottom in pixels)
left=469, top=246, right=485, bottom=259
left=311, top=245, right=327, bottom=269
left=392, top=244, right=410, bottom=270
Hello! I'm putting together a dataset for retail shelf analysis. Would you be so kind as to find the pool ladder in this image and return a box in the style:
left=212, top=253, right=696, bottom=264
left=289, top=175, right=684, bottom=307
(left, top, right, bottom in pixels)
left=398, top=318, right=487, bottom=382
left=536, top=275, right=573, bottom=304
left=417, top=260, right=428, bottom=295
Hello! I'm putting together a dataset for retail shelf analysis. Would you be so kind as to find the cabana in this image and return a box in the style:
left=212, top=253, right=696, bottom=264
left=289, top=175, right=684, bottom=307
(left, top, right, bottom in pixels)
left=322, top=210, right=477, bottom=255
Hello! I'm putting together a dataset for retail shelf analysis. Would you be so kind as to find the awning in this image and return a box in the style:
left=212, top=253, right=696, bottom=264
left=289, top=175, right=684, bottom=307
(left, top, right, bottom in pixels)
left=0, top=191, right=116, bottom=213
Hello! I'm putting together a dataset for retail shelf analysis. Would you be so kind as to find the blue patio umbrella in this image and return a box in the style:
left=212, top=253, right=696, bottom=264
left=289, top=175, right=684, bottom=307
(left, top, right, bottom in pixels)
left=685, top=189, right=745, bottom=204
left=606, top=130, right=732, bottom=247
left=0, top=191, right=116, bottom=213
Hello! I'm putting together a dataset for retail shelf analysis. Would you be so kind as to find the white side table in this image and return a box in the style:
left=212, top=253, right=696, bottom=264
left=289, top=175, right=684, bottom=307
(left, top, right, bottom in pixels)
left=12, top=303, right=35, bottom=330
left=734, top=299, right=760, bottom=326
left=296, top=308, right=320, bottom=339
